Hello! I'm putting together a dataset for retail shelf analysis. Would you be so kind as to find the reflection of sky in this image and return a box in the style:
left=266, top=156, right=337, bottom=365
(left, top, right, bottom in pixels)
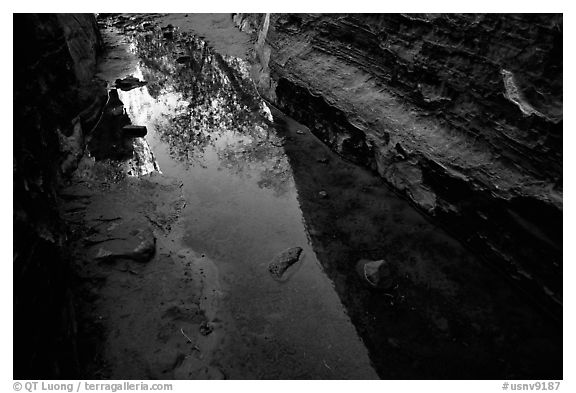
left=117, top=51, right=291, bottom=197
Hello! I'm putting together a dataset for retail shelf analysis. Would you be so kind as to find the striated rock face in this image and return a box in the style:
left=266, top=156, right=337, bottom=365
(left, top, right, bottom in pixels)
left=235, top=13, right=562, bottom=311
left=13, top=13, right=106, bottom=378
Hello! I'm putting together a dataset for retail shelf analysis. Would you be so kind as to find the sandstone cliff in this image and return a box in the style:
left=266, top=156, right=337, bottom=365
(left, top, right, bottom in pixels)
left=235, top=13, right=563, bottom=311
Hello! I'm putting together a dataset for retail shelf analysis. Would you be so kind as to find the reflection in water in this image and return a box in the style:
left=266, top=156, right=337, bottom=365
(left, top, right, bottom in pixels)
left=86, top=87, right=160, bottom=178
left=107, top=23, right=377, bottom=379
left=120, top=29, right=290, bottom=196
left=127, top=137, right=160, bottom=176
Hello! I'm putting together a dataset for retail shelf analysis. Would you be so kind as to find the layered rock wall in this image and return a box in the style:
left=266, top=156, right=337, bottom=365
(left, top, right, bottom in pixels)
left=235, top=13, right=563, bottom=311
left=13, top=13, right=106, bottom=378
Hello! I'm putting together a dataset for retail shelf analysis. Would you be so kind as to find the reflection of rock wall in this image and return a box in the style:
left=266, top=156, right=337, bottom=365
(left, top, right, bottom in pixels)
left=235, top=13, right=563, bottom=311
left=13, top=14, right=106, bottom=378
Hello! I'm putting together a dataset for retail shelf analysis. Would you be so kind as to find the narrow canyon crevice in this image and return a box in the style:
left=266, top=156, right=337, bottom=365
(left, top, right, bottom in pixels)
left=13, top=13, right=562, bottom=380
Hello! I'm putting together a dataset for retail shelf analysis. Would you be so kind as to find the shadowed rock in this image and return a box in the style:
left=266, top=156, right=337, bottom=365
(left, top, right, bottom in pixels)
left=355, top=259, right=397, bottom=290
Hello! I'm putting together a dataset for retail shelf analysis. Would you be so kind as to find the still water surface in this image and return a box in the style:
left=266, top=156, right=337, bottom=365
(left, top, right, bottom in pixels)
left=113, top=25, right=377, bottom=379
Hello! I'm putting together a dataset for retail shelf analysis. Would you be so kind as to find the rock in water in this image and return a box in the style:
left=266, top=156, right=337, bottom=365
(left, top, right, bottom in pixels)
left=356, top=259, right=396, bottom=290
left=268, top=247, right=303, bottom=280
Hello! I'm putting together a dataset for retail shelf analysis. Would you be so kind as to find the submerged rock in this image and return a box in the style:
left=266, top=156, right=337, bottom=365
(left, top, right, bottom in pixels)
left=91, top=224, right=156, bottom=263
left=356, top=259, right=397, bottom=290
left=199, top=321, right=214, bottom=336
left=268, top=247, right=303, bottom=280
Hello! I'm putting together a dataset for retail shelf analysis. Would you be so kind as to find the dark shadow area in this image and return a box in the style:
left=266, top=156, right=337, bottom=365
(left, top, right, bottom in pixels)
left=13, top=13, right=107, bottom=379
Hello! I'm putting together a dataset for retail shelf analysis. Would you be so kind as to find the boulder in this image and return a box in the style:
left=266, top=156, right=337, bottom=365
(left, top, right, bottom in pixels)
left=356, top=259, right=397, bottom=290
left=268, top=247, right=303, bottom=280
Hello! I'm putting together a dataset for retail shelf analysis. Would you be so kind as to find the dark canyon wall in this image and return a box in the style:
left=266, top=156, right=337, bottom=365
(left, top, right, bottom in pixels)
left=13, top=14, right=106, bottom=378
left=234, top=13, right=563, bottom=312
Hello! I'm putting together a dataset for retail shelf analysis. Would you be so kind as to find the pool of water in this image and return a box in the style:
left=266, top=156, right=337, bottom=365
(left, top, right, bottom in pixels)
left=99, top=22, right=377, bottom=379
left=94, top=16, right=562, bottom=379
